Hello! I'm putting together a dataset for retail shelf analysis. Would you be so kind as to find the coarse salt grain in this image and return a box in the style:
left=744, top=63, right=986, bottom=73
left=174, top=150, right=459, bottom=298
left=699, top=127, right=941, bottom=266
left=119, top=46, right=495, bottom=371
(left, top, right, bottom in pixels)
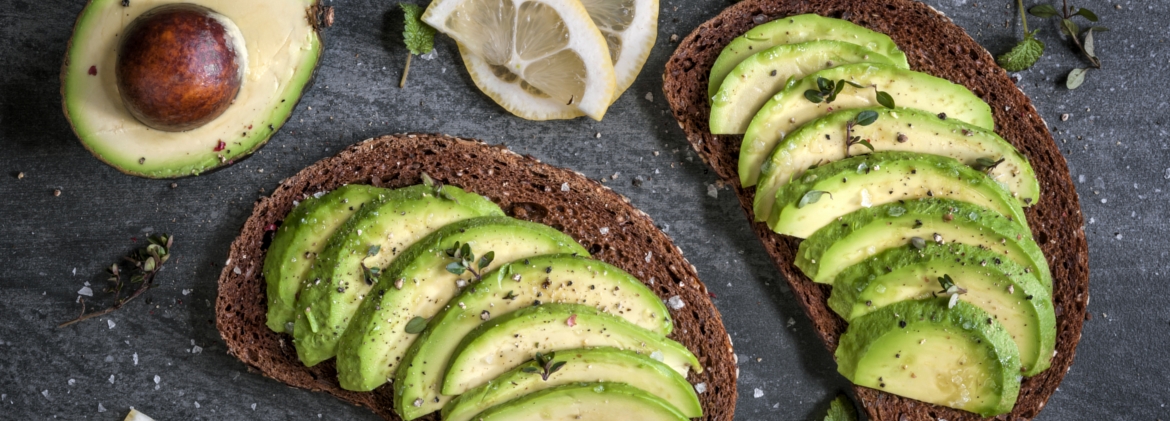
left=108, top=375, right=115, bottom=384
left=42, top=390, right=49, bottom=399
left=694, top=382, right=708, bottom=393
left=753, top=388, right=764, bottom=398
left=707, top=184, right=718, bottom=198
left=98, top=403, right=107, bottom=412
left=667, top=296, right=685, bottom=310
left=78, top=286, right=93, bottom=297
left=561, top=182, right=569, bottom=192
left=133, top=353, right=138, bottom=365
left=644, top=251, right=653, bottom=263
left=107, top=319, right=115, bottom=329
left=860, top=189, right=873, bottom=208
left=599, top=227, right=609, bottom=235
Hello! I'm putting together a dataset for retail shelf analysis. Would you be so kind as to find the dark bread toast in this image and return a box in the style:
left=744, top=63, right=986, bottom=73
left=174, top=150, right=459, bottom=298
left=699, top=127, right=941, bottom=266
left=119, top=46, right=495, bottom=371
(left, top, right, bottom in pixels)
left=662, top=1, right=1089, bottom=420
left=215, top=134, right=737, bottom=420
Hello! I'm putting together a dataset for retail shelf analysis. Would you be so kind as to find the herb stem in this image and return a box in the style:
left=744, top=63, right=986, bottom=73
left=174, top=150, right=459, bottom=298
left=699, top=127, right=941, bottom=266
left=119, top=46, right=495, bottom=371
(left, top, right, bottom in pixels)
left=1017, top=0, right=1029, bottom=34
left=400, top=53, right=413, bottom=89
left=58, top=269, right=158, bottom=328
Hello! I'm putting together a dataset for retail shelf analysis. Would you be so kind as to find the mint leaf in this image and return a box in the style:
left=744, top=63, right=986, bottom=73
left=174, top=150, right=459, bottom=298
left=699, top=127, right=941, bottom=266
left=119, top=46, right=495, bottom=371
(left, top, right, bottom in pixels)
left=1066, top=68, right=1088, bottom=89
left=1073, top=7, right=1099, bottom=22
left=1027, top=4, right=1058, bottom=18
left=997, top=32, right=1044, bottom=71
left=823, top=394, right=858, bottom=421
left=400, top=4, right=436, bottom=55
left=797, top=190, right=832, bottom=209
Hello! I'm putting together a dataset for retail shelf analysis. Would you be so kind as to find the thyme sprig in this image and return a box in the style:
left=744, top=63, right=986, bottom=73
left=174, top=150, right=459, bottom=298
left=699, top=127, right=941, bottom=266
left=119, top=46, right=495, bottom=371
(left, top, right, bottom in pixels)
left=520, top=352, right=567, bottom=381
left=844, top=110, right=879, bottom=157
left=1001, top=0, right=1109, bottom=89
left=59, top=234, right=174, bottom=328
left=933, top=274, right=969, bottom=309
left=445, top=241, right=494, bottom=282
left=803, top=78, right=895, bottom=109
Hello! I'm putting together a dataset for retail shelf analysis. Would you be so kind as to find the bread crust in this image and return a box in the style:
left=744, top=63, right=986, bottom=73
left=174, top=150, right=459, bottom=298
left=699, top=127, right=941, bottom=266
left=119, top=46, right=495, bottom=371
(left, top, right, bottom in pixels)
left=215, top=134, right=737, bottom=420
left=662, top=1, right=1089, bottom=419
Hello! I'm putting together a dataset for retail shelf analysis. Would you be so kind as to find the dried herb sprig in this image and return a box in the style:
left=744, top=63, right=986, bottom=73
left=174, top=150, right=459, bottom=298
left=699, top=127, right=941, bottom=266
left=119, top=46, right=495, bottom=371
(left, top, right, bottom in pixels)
left=804, top=78, right=895, bottom=109
left=521, top=352, right=567, bottom=381
left=445, top=241, right=494, bottom=282
left=1001, top=0, right=1108, bottom=88
left=933, top=274, right=969, bottom=309
left=59, top=234, right=174, bottom=328
left=971, top=157, right=1006, bottom=174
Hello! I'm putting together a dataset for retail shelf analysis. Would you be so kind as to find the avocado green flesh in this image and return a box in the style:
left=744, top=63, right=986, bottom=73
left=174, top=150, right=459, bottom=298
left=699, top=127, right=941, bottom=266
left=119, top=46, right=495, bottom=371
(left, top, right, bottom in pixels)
left=836, top=298, right=1021, bottom=417
left=334, top=217, right=588, bottom=391
left=290, top=186, right=503, bottom=365
left=442, top=348, right=701, bottom=421
left=707, top=13, right=910, bottom=100
left=62, top=0, right=322, bottom=178
left=710, top=41, right=895, bottom=134
left=443, top=303, right=701, bottom=396
left=469, top=382, right=689, bottom=421
left=753, top=107, right=1040, bottom=220
left=795, top=198, right=1051, bottom=291
left=770, top=152, right=1027, bottom=238
left=264, top=185, right=389, bottom=333
left=394, top=254, right=672, bottom=419
left=829, top=242, right=1056, bottom=376
left=739, top=64, right=994, bottom=186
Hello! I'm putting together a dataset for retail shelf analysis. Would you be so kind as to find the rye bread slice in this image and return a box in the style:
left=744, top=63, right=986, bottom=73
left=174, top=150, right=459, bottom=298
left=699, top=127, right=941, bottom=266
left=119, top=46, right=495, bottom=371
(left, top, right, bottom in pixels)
left=215, top=134, right=737, bottom=421
left=662, top=1, right=1089, bottom=420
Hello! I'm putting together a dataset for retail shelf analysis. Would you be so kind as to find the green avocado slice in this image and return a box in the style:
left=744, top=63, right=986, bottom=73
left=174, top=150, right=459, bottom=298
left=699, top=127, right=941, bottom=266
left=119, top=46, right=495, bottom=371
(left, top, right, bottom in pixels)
left=829, top=242, right=1056, bottom=376
left=710, top=41, right=895, bottom=135
left=707, top=13, right=909, bottom=101
left=334, top=217, right=588, bottom=391
left=442, top=303, right=701, bottom=396
left=753, top=107, right=1040, bottom=220
left=739, top=63, right=994, bottom=186
left=770, top=152, right=1027, bottom=238
left=466, top=382, right=689, bottom=421
left=836, top=298, right=1021, bottom=417
left=441, top=347, right=702, bottom=421
left=290, top=185, right=503, bottom=366
left=394, top=254, right=673, bottom=419
left=61, top=0, right=323, bottom=178
left=263, top=184, right=389, bottom=333
left=796, top=198, right=1051, bottom=292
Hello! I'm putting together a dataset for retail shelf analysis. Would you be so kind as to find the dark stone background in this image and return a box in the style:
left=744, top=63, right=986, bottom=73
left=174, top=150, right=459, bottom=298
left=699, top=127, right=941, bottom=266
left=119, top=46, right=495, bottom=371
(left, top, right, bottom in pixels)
left=1, top=0, right=1166, bottom=419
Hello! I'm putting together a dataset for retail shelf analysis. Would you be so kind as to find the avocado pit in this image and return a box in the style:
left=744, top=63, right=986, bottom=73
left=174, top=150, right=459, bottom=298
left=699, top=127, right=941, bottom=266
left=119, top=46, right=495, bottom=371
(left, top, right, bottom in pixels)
left=116, top=4, right=245, bottom=132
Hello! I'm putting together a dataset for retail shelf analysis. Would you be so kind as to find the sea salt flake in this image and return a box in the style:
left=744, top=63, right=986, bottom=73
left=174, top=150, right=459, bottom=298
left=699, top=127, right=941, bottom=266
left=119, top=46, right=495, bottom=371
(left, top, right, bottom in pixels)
left=667, top=296, right=685, bottom=310
left=707, top=184, right=718, bottom=198
left=192, top=345, right=203, bottom=354
left=182, top=289, right=192, bottom=296
left=251, top=403, right=257, bottom=410
left=860, top=189, right=873, bottom=208
left=599, top=227, right=610, bottom=235
left=694, top=382, right=708, bottom=394
left=98, top=403, right=107, bottom=412
left=107, top=319, right=115, bottom=329
left=649, top=350, right=664, bottom=361
left=133, top=353, right=138, bottom=365
left=78, top=286, right=93, bottom=297
left=644, top=251, right=653, bottom=263
left=42, top=390, right=49, bottom=399
left=786, top=318, right=796, bottom=328
left=68, top=379, right=75, bottom=386
left=108, top=375, right=115, bottom=384
left=154, top=375, right=160, bottom=384
left=194, top=402, right=200, bottom=409
left=753, top=388, right=764, bottom=398
left=561, top=182, right=569, bottom=192
left=645, top=92, right=654, bottom=102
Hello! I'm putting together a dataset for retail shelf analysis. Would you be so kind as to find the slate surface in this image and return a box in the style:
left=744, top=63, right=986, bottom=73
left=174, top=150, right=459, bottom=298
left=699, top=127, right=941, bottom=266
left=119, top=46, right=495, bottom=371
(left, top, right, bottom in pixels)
left=0, top=0, right=1166, bottom=419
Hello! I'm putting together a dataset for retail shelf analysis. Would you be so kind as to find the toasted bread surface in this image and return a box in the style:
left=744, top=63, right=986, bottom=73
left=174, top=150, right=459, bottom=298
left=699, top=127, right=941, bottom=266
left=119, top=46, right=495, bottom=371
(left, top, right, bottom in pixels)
left=663, top=1, right=1088, bottom=419
left=215, top=134, right=736, bottom=420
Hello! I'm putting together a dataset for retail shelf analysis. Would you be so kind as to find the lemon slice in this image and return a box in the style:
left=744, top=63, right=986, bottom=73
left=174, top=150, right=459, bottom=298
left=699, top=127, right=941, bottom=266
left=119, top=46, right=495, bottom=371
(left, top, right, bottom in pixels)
left=579, top=0, right=658, bottom=96
left=424, top=0, right=617, bottom=120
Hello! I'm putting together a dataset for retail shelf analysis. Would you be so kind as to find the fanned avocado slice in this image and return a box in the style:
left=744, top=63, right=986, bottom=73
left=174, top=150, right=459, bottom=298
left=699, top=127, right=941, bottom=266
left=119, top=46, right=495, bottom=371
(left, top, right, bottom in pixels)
left=442, top=303, right=701, bottom=396
left=829, top=242, right=1056, bottom=376
left=467, top=382, right=689, bottom=421
left=836, top=298, right=1021, bottom=417
left=710, top=41, right=895, bottom=134
left=707, top=13, right=910, bottom=100
left=796, top=198, right=1051, bottom=291
left=442, top=348, right=702, bottom=421
left=739, top=63, right=994, bottom=186
left=394, top=254, right=672, bottom=419
left=263, top=185, right=389, bottom=333
left=753, top=107, right=1040, bottom=220
left=290, top=185, right=503, bottom=365
left=770, top=152, right=1027, bottom=238
left=61, top=0, right=326, bottom=178
left=333, top=217, right=588, bottom=392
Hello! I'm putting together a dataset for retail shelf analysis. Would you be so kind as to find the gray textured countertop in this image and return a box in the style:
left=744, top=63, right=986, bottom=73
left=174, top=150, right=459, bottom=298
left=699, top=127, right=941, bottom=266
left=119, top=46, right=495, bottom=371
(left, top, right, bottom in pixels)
left=1, top=0, right=1167, bottom=419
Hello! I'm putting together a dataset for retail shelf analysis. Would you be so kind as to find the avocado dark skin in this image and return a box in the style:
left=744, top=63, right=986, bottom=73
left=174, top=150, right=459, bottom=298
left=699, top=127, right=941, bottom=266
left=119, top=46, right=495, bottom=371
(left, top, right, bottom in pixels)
left=116, top=4, right=242, bottom=132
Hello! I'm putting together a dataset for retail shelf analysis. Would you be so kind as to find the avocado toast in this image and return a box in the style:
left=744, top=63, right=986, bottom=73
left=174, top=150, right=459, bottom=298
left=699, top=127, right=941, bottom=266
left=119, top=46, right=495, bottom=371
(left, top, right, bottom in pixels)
left=664, top=0, right=1087, bottom=419
left=216, top=134, right=737, bottom=420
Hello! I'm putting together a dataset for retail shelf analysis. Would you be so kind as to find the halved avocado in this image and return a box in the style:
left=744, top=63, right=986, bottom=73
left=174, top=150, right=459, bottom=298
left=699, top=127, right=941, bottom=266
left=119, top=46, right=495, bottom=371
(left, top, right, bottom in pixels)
left=467, top=382, right=689, bottom=421
left=332, top=217, right=589, bottom=391
left=829, top=242, right=1056, bottom=376
left=739, top=63, right=994, bottom=186
left=836, top=298, right=1021, bottom=417
left=770, top=152, right=1027, bottom=238
left=442, top=348, right=702, bottom=421
left=442, top=303, right=701, bottom=396
left=710, top=41, right=895, bottom=134
left=795, top=198, right=1051, bottom=291
left=61, top=0, right=327, bottom=178
left=289, top=184, right=503, bottom=363
left=395, top=254, right=672, bottom=419
left=753, top=107, right=1040, bottom=220
left=707, top=13, right=910, bottom=100
left=263, top=184, right=389, bottom=333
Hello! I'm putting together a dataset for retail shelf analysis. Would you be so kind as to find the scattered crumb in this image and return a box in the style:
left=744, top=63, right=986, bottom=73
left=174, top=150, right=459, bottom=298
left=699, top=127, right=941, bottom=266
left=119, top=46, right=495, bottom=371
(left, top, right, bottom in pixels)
left=610, top=172, right=620, bottom=180
left=644, top=92, right=654, bottom=102
left=595, top=132, right=601, bottom=138
left=1061, top=113, right=1070, bottom=121
left=15, top=172, right=24, bottom=179
left=170, top=183, right=177, bottom=189
left=53, top=189, right=62, bottom=197
left=787, top=318, right=796, bottom=328
left=670, top=34, right=679, bottom=43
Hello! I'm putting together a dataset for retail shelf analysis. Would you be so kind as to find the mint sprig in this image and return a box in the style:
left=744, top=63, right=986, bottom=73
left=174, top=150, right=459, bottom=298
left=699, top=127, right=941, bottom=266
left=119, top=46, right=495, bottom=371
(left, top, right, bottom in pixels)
left=399, top=3, right=437, bottom=88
